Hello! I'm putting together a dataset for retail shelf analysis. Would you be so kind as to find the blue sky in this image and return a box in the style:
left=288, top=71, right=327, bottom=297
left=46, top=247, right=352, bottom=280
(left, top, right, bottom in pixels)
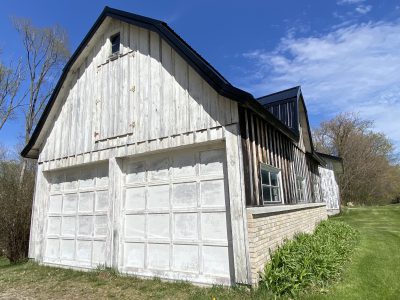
left=1, top=0, right=400, bottom=153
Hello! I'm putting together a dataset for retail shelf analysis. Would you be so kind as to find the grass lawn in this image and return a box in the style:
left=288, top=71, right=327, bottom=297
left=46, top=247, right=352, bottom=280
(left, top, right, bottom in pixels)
left=0, top=205, right=399, bottom=299
left=303, top=204, right=400, bottom=300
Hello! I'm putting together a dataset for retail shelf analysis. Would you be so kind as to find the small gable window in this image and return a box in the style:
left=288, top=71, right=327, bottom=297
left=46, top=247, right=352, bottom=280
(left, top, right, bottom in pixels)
left=110, top=33, right=120, bottom=55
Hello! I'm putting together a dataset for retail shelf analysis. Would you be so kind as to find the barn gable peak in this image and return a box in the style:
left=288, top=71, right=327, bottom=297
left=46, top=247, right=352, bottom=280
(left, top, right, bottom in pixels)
left=21, top=6, right=297, bottom=158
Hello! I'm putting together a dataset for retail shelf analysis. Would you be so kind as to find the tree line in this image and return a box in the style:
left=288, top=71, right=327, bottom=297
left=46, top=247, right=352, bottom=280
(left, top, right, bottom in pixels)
left=313, top=113, right=400, bottom=205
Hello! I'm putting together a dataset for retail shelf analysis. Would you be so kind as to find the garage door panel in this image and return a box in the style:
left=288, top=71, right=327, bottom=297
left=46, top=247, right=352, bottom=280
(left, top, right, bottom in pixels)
left=78, top=216, right=93, bottom=236
left=93, top=241, right=106, bottom=264
left=121, top=146, right=232, bottom=284
left=50, top=172, right=64, bottom=192
left=203, top=246, right=230, bottom=276
left=147, top=214, right=170, bottom=239
left=172, top=152, right=196, bottom=178
left=148, top=244, right=170, bottom=270
left=199, top=149, right=224, bottom=176
left=125, top=187, right=146, bottom=210
left=124, top=243, right=145, bottom=268
left=96, top=165, right=109, bottom=187
left=63, top=194, right=78, bottom=213
left=201, top=213, right=228, bottom=241
left=95, top=191, right=109, bottom=211
left=60, top=239, right=75, bottom=260
left=172, top=182, right=197, bottom=208
left=44, top=163, right=110, bottom=269
left=79, top=168, right=96, bottom=189
left=79, top=192, right=94, bottom=212
left=49, top=195, right=62, bottom=213
left=64, top=171, right=78, bottom=190
left=76, top=240, right=92, bottom=262
left=173, top=213, right=198, bottom=240
left=200, top=180, right=225, bottom=207
left=61, top=216, right=76, bottom=236
left=125, top=215, right=145, bottom=238
left=148, top=157, right=169, bottom=180
left=46, top=239, right=60, bottom=259
left=94, top=216, right=108, bottom=236
left=48, top=217, right=61, bottom=235
left=148, top=185, right=169, bottom=209
left=173, top=244, right=199, bottom=273
left=125, top=161, right=146, bottom=184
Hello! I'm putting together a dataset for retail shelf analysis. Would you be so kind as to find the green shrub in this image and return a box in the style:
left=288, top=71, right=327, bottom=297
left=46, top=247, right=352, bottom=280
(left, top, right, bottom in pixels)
left=259, top=220, right=358, bottom=297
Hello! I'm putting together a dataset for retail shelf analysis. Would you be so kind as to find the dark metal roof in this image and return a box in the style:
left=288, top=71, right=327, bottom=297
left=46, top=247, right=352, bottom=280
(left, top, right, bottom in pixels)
left=258, top=86, right=327, bottom=166
left=316, top=152, right=344, bottom=173
left=257, top=86, right=300, bottom=106
left=316, top=152, right=343, bottom=162
left=21, top=6, right=298, bottom=158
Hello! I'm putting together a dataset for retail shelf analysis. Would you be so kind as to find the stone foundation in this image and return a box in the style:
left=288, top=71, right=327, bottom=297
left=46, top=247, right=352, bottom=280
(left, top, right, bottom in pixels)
left=246, top=203, right=327, bottom=285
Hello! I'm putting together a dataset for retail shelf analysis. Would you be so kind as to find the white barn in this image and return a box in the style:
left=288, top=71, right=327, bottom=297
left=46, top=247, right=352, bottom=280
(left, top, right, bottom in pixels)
left=22, top=7, right=340, bottom=286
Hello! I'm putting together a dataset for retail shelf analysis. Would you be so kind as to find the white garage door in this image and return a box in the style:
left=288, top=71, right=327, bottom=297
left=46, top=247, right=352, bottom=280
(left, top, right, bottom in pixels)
left=44, top=163, right=110, bottom=269
left=120, top=146, right=232, bottom=285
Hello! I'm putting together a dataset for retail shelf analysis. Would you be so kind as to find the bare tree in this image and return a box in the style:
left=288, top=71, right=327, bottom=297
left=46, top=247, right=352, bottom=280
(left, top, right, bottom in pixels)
left=14, top=18, right=70, bottom=181
left=14, top=18, right=70, bottom=142
left=0, top=58, right=24, bottom=130
left=0, top=19, right=70, bottom=262
left=313, top=113, right=400, bottom=205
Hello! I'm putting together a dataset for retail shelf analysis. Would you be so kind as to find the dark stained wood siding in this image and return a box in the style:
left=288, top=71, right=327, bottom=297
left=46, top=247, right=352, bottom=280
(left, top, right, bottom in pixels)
left=239, top=105, right=321, bottom=206
left=263, top=98, right=298, bottom=133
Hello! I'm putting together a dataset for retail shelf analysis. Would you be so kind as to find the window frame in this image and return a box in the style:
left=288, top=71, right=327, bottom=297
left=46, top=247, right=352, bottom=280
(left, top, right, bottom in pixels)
left=296, top=175, right=306, bottom=203
left=260, top=163, right=283, bottom=205
left=110, top=32, right=120, bottom=57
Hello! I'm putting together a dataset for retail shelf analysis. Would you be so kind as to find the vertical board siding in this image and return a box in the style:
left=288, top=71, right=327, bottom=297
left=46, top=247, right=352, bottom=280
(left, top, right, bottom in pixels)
left=264, top=99, right=297, bottom=133
left=39, top=19, right=237, bottom=163
left=238, top=106, right=321, bottom=206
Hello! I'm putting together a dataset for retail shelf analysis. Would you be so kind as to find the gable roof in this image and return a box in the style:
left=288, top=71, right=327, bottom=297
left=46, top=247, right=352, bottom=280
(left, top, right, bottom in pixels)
left=257, top=86, right=300, bottom=134
left=257, top=86, right=326, bottom=165
left=21, top=6, right=298, bottom=158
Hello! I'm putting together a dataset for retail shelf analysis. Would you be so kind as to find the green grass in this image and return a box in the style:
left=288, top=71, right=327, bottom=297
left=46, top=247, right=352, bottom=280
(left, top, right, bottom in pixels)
left=0, top=258, right=262, bottom=299
left=302, top=205, right=400, bottom=300
left=0, top=205, right=399, bottom=299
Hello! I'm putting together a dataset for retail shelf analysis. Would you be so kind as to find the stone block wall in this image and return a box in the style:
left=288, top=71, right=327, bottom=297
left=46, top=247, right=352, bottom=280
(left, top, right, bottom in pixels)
left=246, top=204, right=327, bottom=284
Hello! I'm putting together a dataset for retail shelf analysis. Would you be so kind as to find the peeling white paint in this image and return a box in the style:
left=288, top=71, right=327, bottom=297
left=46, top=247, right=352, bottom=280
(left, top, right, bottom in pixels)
left=319, top=166, right=340, bottom=214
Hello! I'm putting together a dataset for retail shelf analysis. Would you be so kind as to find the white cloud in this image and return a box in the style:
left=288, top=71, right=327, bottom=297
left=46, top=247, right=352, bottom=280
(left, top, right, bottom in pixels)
left=239, top=21, right=400, bottom=149
left=355, top=5, right=372, bottom=14
left=337, top=0, right=365, bottom=4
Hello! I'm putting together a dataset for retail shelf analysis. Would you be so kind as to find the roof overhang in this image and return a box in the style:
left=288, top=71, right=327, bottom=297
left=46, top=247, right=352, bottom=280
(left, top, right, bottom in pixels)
left=316, top=152, right=344, bottom=173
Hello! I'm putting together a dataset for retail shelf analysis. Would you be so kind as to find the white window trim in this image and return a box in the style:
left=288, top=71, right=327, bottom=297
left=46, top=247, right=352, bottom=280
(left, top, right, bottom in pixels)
left=260, top=163, right=284, bottom=205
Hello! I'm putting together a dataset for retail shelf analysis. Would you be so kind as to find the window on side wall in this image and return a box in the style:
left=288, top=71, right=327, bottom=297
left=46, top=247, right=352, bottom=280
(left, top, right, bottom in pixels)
left=260, top=164, right=282, bottom=204
left=296, top=176, right=306, bottom=202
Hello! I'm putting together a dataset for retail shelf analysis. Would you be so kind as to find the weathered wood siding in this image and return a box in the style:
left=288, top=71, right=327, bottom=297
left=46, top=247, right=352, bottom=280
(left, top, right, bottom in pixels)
left=238, top=106, right=321, bottom=206
left=39, top=18, right=238, bottom=163
left=319, top=166, right=340, bottom=213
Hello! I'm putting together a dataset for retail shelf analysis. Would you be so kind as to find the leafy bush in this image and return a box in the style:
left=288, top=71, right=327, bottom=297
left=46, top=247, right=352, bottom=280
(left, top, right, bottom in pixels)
left=0, top=159, right=35, bottom=262
left=259, top=220, right=358, bottom=296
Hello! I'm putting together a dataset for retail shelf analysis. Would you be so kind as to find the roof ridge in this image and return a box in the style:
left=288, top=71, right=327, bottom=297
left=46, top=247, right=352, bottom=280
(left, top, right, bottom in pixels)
left=257, top=85, right=300, bottom=100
